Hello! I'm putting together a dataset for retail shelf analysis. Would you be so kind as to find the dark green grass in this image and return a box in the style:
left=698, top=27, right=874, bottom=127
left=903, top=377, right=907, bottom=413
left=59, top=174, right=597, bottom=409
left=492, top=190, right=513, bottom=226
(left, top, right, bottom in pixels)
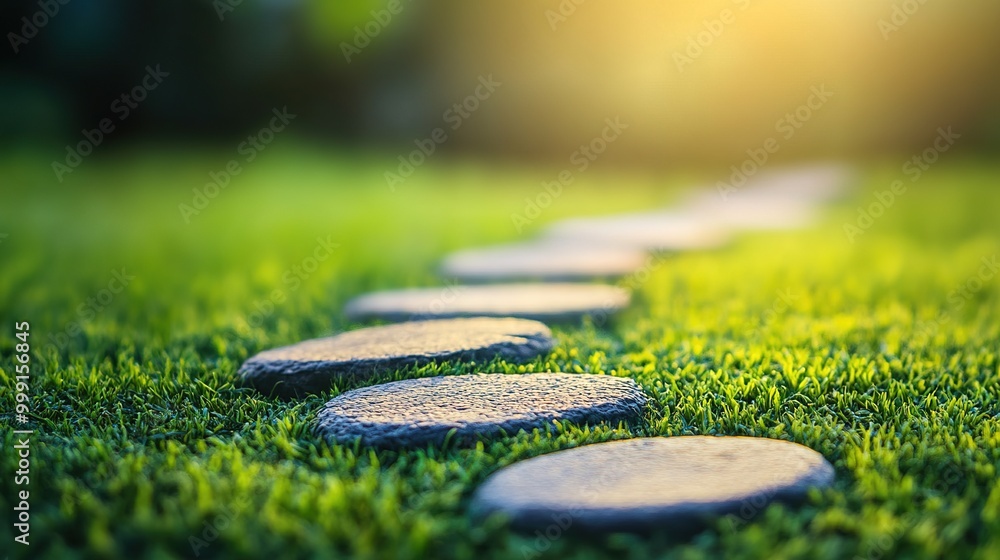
left=1, top=146, right=999, bottom=559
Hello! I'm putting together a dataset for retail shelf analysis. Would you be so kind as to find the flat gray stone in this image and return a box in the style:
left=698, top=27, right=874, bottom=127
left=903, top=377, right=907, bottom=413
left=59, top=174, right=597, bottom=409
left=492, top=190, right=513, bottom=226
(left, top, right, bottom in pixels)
left=743, top=164, right=854, bottom=202
left=344, top=283, right=630, bottom=323
left=238, top=318, right=554, bottom=397
left=441, top=241, right=649, bottom=282
left=683, top=191, right=818, bottom=231
left=543, top=212, right=730, bottom=252
left=316, top=373, right=648, bottom=448
left=679, top=164, right=854, bottom=231
left=471, top=436, right=835, bottom=533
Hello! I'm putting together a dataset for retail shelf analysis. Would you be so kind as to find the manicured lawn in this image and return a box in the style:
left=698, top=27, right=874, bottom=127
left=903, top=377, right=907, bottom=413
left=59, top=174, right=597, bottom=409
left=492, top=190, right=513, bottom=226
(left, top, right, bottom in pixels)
left=1, top=146, right=998, bottom=559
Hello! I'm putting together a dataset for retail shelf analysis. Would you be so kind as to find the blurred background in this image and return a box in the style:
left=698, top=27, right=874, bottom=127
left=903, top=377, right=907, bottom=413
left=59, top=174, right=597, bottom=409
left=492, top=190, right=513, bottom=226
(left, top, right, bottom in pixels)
left=3, top=0, right=1000, bottom=170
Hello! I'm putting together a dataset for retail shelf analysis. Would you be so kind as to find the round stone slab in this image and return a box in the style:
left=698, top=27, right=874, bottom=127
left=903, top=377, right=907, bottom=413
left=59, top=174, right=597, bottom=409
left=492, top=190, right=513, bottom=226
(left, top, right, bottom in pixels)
left=316, top=373, right=648, bottom=448
left=744, top=163, right=854, bottom=202
left=683, top=191, right=818, bottom=231
left=238, top=318, right=554, bottom=397
left=441, top=241, right=649, bottom=282
left=470, top=436, right=834, bottom=533
left=544, top=212, right=730, bottom=252
left=344, top=283, right=630, bottom=323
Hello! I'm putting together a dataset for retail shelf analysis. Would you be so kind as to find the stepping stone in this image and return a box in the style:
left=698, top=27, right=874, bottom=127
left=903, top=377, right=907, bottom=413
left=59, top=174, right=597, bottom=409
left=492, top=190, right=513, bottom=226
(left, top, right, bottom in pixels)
left=238, top=318, right=554, bottom=397
left=680, top=164, right=854, bottom=231
left=316, top=373, right=647, bottom=448
left=441, top=241, right=649, bottom=282
left=743, top=164, right=854, bottom=202
left=470, top=436, right=834, bottom=533
left=543, top=212, right=730, bottom=252
left=683, top=191, right=817, bottom=231
left=344, top=283, right=631, bottom=323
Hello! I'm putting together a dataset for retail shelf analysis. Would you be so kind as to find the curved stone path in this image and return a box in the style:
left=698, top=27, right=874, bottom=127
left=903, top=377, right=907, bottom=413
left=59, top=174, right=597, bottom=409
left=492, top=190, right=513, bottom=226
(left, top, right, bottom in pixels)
left=234, top=164, right=847, bottom=532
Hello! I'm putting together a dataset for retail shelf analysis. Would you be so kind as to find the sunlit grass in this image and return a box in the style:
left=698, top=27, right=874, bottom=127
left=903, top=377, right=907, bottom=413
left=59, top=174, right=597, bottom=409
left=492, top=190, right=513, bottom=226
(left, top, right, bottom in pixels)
left=1, top=149, right=999, bottom=559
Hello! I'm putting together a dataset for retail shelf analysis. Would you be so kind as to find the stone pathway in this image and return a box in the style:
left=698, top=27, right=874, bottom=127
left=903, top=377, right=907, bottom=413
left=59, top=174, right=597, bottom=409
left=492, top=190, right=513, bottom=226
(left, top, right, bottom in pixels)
left=235, top=164, right=849, bottom=533
left=343, top=283, right=630, bottom=323
left=238, top=318, right=553, bottom=397
left=316, top=373, right=647, bottom=448
left=543, top=211, right=730, bottom=251
left=736, top=164, right=853, bottom=203
left=682, top=191, right=818, bottom=231
left=470, top=436, right=835, bottom=533
left=440, top=241, right=649, bottom=282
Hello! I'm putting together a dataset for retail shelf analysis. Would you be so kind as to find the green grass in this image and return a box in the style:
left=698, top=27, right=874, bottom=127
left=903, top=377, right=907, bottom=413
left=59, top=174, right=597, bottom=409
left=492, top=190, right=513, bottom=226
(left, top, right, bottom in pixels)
left=1, top=146, right=999, bottom=559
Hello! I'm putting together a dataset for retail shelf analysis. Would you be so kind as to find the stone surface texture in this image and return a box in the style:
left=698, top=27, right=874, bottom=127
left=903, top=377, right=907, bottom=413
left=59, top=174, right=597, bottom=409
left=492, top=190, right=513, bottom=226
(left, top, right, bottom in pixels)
left=239, top=318, right=554, bottom=397
left=441, top=242, right=649, bottom=282
left=471, top=436, right=835, bottom=533
left=544, top=212, right=729, bottom=251
left=316, top=373, right=648, bottom=448
left=344, top=283, right=631, bottom=323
